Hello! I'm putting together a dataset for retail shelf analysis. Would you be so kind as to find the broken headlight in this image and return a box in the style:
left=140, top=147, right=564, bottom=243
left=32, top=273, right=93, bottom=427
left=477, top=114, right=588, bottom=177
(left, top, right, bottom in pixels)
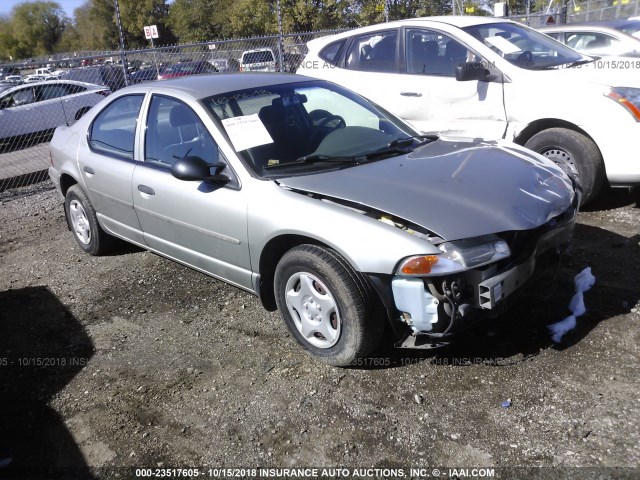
left=398, top=235, right=510, bottom=276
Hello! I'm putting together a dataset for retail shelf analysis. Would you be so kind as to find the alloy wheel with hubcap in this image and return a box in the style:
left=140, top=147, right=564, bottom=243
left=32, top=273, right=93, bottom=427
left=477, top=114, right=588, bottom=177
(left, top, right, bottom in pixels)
left=284, top=271, right=341, bottom=349
left=69, top=199, right=92, bottom=245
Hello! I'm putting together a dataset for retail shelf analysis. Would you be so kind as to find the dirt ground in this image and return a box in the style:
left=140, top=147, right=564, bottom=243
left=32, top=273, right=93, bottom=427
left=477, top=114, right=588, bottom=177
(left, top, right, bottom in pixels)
left=0, top=183, right=639, bottom=480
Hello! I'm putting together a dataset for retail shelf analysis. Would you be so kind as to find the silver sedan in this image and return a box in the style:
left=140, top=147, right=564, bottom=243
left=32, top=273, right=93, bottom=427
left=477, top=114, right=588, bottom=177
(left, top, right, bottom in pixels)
left=0, top=80, right=110, bottom=147
left=49, top=73, right=577, bottom=366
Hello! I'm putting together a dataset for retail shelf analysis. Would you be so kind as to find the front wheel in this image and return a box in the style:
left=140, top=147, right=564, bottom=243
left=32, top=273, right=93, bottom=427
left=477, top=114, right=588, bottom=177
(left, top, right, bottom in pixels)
left=274, top=245, right=384, bottom=366
left=524, top=127, right=604, bottom=205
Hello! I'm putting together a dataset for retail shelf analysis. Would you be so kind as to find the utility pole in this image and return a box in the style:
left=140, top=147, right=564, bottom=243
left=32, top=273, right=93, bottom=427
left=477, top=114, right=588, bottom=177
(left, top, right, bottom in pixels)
left=276, top=0, right=284, bottom=72
left=113, top=0, right=130, bottom=85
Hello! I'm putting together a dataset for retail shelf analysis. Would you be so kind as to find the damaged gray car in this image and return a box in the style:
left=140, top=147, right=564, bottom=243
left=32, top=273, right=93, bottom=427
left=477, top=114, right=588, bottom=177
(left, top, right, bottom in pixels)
left=49, top=73, right=577, bottom=366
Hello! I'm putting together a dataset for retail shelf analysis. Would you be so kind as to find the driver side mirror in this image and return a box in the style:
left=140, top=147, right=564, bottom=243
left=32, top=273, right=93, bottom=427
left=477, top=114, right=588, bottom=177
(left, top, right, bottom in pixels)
left=455, top=62, right=490, bottom=82
left=171, top=156, right=230, bottom=184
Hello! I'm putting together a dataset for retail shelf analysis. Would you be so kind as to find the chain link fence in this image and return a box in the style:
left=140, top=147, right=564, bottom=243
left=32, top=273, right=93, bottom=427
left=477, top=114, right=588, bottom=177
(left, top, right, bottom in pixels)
left=0, top=30, right=343, bottom=193
left=1, top=0, right=639, bottom=193
left=512, top=0, right=639, bottom=26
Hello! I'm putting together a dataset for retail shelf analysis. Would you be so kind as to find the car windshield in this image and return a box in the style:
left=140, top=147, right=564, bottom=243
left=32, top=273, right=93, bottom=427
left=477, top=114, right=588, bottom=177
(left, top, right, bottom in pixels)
left=463, top=22, right=588, bottom=70
left=202, top=80, right=422, bottom=178
left=619, top=21, right=640, bottom=38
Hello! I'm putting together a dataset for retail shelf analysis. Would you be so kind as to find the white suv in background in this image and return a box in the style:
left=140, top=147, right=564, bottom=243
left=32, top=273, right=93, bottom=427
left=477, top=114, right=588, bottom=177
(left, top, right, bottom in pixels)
left=240, top=48, right=278, bottom=72
left=298, top=16, right=640, bottom=204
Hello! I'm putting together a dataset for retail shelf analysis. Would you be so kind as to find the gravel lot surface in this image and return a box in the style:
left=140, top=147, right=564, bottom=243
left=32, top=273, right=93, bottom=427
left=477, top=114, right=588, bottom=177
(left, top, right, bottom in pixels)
left=0, top=184, right=639, bottom=480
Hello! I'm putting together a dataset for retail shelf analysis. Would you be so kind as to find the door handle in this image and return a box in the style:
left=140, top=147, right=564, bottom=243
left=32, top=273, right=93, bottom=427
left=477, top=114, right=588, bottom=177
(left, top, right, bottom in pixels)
left=137, top=185, right=155, bottom=195
left=400, top=92, right=422, bottom=97
left=83, top=166, right=95, bottom=175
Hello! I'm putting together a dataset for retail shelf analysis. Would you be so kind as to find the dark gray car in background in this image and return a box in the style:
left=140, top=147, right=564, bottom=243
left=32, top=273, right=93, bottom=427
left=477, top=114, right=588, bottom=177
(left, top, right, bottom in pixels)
left=60, top=65, right=128, bottom=92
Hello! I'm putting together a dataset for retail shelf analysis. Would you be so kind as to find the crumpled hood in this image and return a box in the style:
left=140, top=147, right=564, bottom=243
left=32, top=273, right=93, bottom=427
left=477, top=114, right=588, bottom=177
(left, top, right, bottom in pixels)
left=278, top=138, right=575, bottom=241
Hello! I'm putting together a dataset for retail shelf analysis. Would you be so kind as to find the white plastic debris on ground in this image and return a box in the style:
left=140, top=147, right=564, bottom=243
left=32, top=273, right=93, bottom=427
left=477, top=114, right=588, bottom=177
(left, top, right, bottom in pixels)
left=548, top=267, right=596, bottom=343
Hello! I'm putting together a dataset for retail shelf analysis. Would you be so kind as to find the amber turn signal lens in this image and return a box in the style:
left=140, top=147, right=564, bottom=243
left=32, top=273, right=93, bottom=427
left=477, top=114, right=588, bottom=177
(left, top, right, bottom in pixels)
left=401, top=255, right=439, bottom=275
left=607, top=92, right=640, bottom=121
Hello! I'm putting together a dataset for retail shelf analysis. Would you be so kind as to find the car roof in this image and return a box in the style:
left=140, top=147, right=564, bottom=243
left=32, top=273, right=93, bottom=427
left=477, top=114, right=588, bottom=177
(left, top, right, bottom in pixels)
left=596, top=18, right=640, bottom=27
left=397, top=15, right=510, bottom=27
left=332, top=15, right=509, bottom=29
left=150, top=73, right=316, bottom=97
left=306, top=16, right=516, bottom=47
left=0, top=79, right=104, bottom=94
left=539, top=24, right=629, bottom=34
left=243, top=48, right=275, bottom=53
left=173, top=60, right=209, bottom=66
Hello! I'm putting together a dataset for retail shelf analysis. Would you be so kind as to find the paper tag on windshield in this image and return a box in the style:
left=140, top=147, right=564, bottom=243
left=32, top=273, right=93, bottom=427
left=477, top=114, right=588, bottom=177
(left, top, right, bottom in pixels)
left=221, top=114, right=273, bottom=151
left=485, top=36, right=522, bottom=54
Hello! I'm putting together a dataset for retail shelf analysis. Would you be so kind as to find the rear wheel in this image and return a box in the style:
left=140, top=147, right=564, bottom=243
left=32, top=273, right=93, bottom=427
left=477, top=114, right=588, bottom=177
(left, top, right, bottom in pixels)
left=524, top=127, right=604, bottom=205
left=65, top=185, right=114, bottom=255
left=274, top=245, right=384, bottom=366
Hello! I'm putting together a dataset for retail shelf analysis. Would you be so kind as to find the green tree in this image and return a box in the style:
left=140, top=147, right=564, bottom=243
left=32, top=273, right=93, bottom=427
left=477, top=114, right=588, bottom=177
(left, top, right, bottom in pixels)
left=226, top=0, right=276, bottom=37
left=118, top=0, right=172, bottom=47
left=279, top=0, right=355, bottom=32
left=0, top=1, right=68, bottom=58
left=69, top=0, right=115, bottom=50
left=69, top=0, right=171, bottom=51
left=168, top=0, right=232, bottom=42
left=0, top=17, right=20, bottom=61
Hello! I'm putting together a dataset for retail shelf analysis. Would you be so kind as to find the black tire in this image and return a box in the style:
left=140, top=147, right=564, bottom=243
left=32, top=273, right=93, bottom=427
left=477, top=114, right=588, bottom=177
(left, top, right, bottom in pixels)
left=274, top=245, right=384, bottom=367
left=524, top=127, right=604, bottom=205
left=64, top=185, right=114, bottom=255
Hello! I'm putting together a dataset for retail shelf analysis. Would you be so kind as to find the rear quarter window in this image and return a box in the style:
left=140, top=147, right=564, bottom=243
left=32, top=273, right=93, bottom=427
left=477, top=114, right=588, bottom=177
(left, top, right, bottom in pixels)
left=66, top=84, right=87, bottom=94
left=319, top=40, right=346, bottom=66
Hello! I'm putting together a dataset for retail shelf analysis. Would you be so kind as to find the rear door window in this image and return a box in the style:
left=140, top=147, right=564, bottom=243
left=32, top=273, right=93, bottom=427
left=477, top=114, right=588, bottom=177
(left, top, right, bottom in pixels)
left=345, top=30, right=398, bottom=73
left=37, top=84, right=72, bottom=101
left=89, top=95, right=144, bottom=160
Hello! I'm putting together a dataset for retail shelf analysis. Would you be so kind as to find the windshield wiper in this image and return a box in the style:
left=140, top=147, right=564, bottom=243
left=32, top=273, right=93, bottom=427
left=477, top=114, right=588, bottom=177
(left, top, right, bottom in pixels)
left=265, top=134, right=439, bottom=170
left=388, top=133, right=439, bottom=148
left=365, top=134, right=440, bottom=159
left=265, top=154, right=363, bottom=169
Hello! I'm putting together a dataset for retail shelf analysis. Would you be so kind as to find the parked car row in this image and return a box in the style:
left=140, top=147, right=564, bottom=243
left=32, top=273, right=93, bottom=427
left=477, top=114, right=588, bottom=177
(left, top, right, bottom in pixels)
left=5, top=16, right=640, bottom=204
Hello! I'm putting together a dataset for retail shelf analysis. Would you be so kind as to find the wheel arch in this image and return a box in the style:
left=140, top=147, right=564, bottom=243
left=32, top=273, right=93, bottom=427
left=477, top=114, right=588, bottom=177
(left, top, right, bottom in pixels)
left=59, top=173, right=78, bottom=196
left=257, top=234, right=330, bottom=311
left=514, top=118, right=599, bottom=153
left=516, top=119, right=607, bottom=204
